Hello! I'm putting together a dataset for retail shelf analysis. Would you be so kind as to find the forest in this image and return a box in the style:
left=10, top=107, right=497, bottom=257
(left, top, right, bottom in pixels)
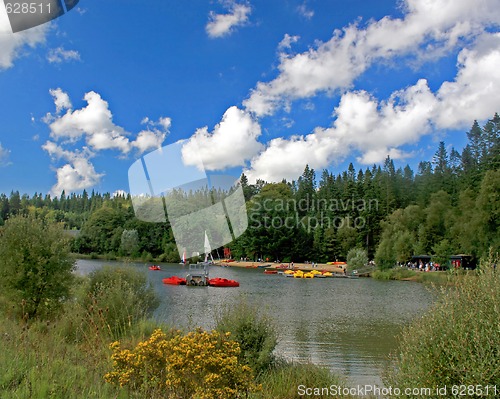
left=0, top=114, right=498, bottom=269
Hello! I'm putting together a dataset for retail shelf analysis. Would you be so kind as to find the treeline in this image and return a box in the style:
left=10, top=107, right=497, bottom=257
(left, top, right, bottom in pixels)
left=233, top=114, right=499, bottom=266
left=0, top=114, right=498, bottom=266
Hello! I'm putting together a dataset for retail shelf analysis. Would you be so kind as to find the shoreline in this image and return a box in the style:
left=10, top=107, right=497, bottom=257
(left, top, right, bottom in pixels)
left=213, top=260, right=346, bottom=273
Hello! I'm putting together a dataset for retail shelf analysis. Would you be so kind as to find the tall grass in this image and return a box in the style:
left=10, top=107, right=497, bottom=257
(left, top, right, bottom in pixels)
left=251, top=360, right=349, bottom=399
left=371, top=268, right=451, bottom=285
left=0, top=266, right=163, bottom=399
left=371, top=268, right=417, bottom=280
left=385, top=255, right=500, bottom=396
left=0, top=314, right=122, bottom=398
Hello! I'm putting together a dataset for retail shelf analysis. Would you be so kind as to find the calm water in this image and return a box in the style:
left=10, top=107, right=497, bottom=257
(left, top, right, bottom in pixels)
left=76, top=259, right=434, bottom=386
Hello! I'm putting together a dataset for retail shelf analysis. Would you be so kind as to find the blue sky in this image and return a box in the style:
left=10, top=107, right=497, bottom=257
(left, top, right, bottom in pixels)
left=0, top=0, right=499, bottom=195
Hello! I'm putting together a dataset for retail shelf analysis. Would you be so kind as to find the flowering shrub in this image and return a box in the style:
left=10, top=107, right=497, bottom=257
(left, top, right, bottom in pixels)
left=104, top=328, right=258, bottom=398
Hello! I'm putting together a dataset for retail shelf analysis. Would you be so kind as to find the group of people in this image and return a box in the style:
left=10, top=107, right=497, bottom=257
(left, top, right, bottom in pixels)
left=405, top=261, right=442, bottom=271
left=304, top=260, right=319, bottom=267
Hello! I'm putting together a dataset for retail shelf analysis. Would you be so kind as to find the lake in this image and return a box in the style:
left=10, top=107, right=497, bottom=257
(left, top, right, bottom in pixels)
left=75, top=259, right=435, bottom=387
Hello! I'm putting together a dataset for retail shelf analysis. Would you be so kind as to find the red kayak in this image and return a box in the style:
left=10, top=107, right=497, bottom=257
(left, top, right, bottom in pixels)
left=264, top=270, right=278, bottom=274
left=149, top=265, right=161, bottom=271
left=208, top=278, right=240, bottom=287
left=162, top=276, right=186, bottom=285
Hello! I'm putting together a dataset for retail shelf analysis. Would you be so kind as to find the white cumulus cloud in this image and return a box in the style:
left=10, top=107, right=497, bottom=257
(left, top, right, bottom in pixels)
left=278, top=34, right=300, bottom=50
left=206, top=1, right=251, bottom=38
left=244, top=0, right=500, bottom=116
left=49, top=88, right=72, bottom=114
left=182, top=106, right=263, bottom=171
left=51, top=157, right=103, bottom=196
left=43, top=90, right=170, bottom=194
left=435, top=33, right=500, bottom=129
left=243, top=30, right=500, bottom=182
left=47, top=47, right=81, bottom=64
left=42, top=141, right=102, bottom=195
left=297, top=3, right=314, bottom=20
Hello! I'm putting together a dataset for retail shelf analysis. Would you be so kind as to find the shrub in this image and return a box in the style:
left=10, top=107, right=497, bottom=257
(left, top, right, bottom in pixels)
left=0, top=215, right=75, bottom=319
left=385, top=256, right=500, bottom=396
left=216, top=300, right=277, bottom=375
left=346, top=248, right=368, bottom=272
left=104, top=328, right=257, bottom=399
left=84, top=266, right=159, bottom=337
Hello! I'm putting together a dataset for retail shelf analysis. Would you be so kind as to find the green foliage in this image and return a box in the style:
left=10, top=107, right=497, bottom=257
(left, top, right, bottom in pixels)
left=393, top=230, right=415, bottom=263
left=374, top=236, right=396, bottom=269
left=371, top=268, right=417, bottom=281
left=216, top=300, right=278, bottom=375
left=252, top=360, right=346, bottom=399
left=76, top=206, right=125, bottom=254
left=346, top=248, right=368, bottom=272
left=0, top=215, right=75, bottom=319
left=158, top=242, right=180, bottom=263
left=0, top=113, right=498, bottom=265
left=385, top=256, right=500, bottom=394
left=432, top=238, right=454, bottom=267
left=336, top=221, right=358, bottom=259
left=84, top=266, right=160, bottom=337
left=120, top=229, right=139, bottom=256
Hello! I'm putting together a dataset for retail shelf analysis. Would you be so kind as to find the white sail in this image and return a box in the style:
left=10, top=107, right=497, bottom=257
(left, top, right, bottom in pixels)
left=204, top=232, right=211, bottom=253
left=204, top=232, right=212, bottom=263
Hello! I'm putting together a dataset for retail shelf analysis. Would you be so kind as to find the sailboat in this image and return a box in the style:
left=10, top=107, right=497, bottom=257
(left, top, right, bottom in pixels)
left=201, top=232, right=214, bottom=266
left=179, top=250, right=187, bottom=265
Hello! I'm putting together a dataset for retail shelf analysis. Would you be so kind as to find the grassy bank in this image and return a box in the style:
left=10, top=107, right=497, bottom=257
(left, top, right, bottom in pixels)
left=0, top=267, right=356, bottom=399
left=371, top=268, right=453, bottom=285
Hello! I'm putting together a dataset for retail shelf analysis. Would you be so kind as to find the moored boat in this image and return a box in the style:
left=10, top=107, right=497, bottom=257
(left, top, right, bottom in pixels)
left=293, top=270, right=305, bottom=278
left=162, top=276, right=186, bottom=285
left=264, top=269, right=278, bottom=274
left=208, top=277, right=240, bottom=287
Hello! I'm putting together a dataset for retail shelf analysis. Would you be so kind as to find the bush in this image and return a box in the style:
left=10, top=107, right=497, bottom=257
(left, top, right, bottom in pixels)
left=159, top=242, right=180, bottom=263
left=385, top=256, right=500, bottom=396
left=216, top=300, right=277, bottom=375
left=141, top=251, right=154, bottom=262
left=346, top=248, right=368, bottom=272
left=105, top=328, right=257, bottom=399
left=0, top=215, right=75, bottom=319
left=84, top=266, right=159, bottom=337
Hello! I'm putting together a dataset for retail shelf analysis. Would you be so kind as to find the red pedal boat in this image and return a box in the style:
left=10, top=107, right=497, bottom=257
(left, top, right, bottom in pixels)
left=264, top=269, right=278, bottom=274
left=149, top=265, right=161, bottom=271
left=162, top=276, right=186, bottom=285
left=208, top=277, right=239, bottom=287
